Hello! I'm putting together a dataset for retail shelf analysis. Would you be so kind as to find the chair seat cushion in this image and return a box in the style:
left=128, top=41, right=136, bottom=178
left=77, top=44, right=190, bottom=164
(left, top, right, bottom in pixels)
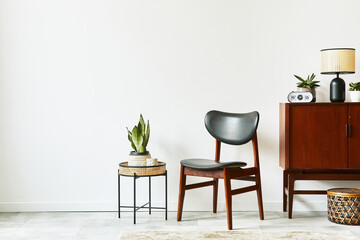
left=180, top=159, right=247, bottom=170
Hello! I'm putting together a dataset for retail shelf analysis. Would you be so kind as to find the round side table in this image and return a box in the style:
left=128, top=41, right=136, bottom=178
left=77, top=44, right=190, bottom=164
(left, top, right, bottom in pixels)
left=117, top=161, right=167, bottom=224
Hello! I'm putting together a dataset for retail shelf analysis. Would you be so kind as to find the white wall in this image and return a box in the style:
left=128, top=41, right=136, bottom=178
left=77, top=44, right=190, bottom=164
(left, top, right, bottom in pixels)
left=1, top=0, right=360, bottom=212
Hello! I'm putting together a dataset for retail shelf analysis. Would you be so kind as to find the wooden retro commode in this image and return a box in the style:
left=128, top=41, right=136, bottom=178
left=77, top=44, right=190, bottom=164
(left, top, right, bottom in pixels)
left=279, top=102, right=360, bottom=218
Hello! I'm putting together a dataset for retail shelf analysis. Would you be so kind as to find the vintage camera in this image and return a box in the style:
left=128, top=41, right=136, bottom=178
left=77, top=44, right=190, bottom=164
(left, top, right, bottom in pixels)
left=287, top=91, right=313, bottom=103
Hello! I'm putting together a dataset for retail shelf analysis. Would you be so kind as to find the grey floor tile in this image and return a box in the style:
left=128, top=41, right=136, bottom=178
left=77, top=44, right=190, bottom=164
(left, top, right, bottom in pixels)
left=351, top=231, right=360, bottom=239
left=0, top=227, right=17, bottom=238
left=21, top=212, right=117, bottom=228
left=0, top=211, right=358, bottom=239
left=11, top=226, right=80, bottom=240
left=0, top=213, right=30, bottom=228
left=76, top=227, right=123, bottom=239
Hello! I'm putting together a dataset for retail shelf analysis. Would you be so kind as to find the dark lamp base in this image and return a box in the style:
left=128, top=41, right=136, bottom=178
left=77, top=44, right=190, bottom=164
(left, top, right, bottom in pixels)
left=330, top=77, right=345, bottom=102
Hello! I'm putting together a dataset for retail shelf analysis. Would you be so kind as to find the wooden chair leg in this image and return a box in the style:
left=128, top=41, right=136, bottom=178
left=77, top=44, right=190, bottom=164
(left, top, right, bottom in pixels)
left=288, top=174, right=295, bottom=219
left=255, top=171, right=264, bottom=220
left=283, top=170, right=288, bottom=212
left=213, top=178, right=218, bottom=213
left=223, top=169, right=232, bottom=230
left=177, top=165, right=186, bottom=221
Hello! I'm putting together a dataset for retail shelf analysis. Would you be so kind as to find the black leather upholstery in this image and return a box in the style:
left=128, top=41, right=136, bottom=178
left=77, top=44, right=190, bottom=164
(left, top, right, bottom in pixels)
left=180, top=159, right=247, bottom=169
left=180, top=111, right=259, bottom=170
left=204, top=111, right=259, bottom=145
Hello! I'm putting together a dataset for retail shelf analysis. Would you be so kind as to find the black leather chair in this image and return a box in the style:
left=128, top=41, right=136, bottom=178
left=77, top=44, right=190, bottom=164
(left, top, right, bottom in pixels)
left=177, top=110, right=264, bottom=230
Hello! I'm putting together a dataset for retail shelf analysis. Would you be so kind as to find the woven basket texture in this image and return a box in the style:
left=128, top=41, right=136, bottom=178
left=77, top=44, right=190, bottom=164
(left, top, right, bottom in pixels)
left=328, top=193, right=360, bottom=225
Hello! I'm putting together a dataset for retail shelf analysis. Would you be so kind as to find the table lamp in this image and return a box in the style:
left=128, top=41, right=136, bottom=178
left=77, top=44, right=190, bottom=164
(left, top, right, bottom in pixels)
left=321, top=48, right=355, bottom=102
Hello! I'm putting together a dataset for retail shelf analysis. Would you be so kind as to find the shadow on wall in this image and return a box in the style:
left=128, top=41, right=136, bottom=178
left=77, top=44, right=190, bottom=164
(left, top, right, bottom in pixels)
left=154, top=138, right=192, bottom=165
left=258, top=131, right=278, bottom=159
left=227, top=130, right=278, bottom=166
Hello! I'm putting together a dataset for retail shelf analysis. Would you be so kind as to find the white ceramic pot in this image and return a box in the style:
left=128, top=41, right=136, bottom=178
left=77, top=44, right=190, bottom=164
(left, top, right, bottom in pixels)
left=297, top=87, right=316, bottom=102
left=350, top=91, right=360, bottom=102
left=128, top=151, right=151, bottom=166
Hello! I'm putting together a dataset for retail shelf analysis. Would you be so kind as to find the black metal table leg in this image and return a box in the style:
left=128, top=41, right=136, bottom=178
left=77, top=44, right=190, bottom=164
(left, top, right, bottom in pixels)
left=149, top=176, right=151, bottom=215
left=118, top=170, right=167, bottom=224
left=133, top=173, right=136, bottom=224
left=118, top=171, right=120, bottom=218
left=165, top=170, right=168, bottom=220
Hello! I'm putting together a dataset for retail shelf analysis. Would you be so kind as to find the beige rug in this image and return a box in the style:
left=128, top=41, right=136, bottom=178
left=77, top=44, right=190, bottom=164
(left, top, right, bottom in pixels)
left=119, top=231, right=358, bottom=240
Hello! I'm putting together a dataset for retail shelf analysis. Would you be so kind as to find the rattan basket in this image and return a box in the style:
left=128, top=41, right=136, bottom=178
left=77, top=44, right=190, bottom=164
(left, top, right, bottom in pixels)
left=327, top=188, right=360, bottom=225
left=119, top=161, right=166, bottom=176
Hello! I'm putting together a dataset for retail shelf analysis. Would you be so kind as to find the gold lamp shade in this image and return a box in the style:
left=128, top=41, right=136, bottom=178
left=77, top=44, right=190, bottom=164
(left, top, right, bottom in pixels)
left=321, top=48, right=355, bottom=74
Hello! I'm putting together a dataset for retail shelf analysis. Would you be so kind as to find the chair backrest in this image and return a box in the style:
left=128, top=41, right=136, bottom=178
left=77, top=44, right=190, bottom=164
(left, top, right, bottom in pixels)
left=204, top=110, right=259, bottom=145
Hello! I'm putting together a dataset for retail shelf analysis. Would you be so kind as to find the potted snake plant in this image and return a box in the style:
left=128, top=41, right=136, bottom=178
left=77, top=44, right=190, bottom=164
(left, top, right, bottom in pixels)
left=349, top=82, right=360, bottom=102
left=294, top=73, right=320, bottom=102
left=126, top=114, right=150, bottom=166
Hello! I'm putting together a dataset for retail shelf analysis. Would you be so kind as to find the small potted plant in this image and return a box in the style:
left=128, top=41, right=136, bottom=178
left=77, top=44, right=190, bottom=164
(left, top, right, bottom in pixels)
left=294, top=73, right=320, bottom=102
left=126, top=114, right=151, bottom=166
left=349, top=82, right=360, bottom=102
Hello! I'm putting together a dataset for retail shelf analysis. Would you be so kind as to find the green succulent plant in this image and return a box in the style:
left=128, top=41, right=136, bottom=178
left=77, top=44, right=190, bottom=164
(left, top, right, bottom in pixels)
left=349, top=82, right=360, bottom=91
left=294, top=73, right=320, bottom=89
left=126, top=114, right=150, bottom=153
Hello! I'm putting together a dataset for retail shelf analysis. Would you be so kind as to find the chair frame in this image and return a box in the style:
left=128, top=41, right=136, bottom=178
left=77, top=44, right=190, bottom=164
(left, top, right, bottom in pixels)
left=177, top=132, right=264, bottom=230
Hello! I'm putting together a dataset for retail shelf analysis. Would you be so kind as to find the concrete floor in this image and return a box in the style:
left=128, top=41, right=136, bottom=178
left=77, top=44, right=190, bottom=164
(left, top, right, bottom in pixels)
left=0, top=211, right=359, bottom=239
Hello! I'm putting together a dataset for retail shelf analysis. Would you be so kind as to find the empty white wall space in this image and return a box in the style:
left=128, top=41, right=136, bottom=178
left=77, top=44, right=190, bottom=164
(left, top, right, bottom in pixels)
left=1, top=0, right=360, bottom=212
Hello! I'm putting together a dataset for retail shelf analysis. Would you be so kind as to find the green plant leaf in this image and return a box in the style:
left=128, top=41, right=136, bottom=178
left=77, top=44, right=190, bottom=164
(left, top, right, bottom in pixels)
left=126, top=127, right=132, bottom=136
left=138, top=145, right=146, bottom=153
left=131, top=143, right=136, bottom=151
left=128, top=134, right=136, bottom=151
left=310, top=73, right=315, bottom=81
left=132, top=126, right=143, bottom=152
left=294, top=75, right=304, bottom=82
left=139, top=114, right=145, bottom=135
left=143, top=120, right=150, bottom=148
left=349, top=82, right=360, bottom=91
left=126, top=127, right=136, bottom=151
left=127, top=115, right=150, bottom=152
left=295, top=73, right=319, bottom=89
